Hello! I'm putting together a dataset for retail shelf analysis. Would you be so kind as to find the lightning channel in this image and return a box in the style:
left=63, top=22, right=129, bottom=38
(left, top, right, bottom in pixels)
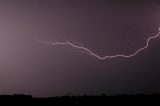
left=38, top=27, right=160, bottom=60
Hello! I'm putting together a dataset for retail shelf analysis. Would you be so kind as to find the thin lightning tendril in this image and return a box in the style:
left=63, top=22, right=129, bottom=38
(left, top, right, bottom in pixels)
left=38, top=27, right=160, bottom=60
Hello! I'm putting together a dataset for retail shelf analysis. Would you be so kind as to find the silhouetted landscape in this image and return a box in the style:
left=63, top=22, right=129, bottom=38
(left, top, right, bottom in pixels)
left=0, top=93, right=160, bottom=105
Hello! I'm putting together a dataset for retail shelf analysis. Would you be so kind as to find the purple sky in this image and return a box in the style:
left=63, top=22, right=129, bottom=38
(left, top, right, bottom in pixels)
left=0, top=0, right=160, bottom=97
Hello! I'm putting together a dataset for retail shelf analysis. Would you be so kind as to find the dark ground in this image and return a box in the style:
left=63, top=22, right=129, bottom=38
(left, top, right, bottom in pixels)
left=0, top=93, right=160, bottom=105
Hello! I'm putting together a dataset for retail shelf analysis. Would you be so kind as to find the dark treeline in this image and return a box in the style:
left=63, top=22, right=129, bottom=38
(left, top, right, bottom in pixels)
left=0, top=93, right=160, bottom=105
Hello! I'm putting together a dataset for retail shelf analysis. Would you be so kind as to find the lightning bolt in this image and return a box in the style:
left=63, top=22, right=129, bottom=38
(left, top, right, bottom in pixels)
left=38, top=27, right=160, bottom=60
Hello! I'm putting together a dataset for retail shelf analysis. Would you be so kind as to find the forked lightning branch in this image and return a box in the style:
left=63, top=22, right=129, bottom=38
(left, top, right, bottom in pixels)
left=38, top=27, right=160, bottom=60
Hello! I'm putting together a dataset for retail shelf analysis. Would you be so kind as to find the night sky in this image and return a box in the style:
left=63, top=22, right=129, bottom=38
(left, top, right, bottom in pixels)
left=0, top=0, right=160, bottom=97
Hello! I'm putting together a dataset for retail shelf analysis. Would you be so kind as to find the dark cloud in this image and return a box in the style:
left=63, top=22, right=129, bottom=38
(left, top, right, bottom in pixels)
left=0, top=0, right=159, bottom=97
